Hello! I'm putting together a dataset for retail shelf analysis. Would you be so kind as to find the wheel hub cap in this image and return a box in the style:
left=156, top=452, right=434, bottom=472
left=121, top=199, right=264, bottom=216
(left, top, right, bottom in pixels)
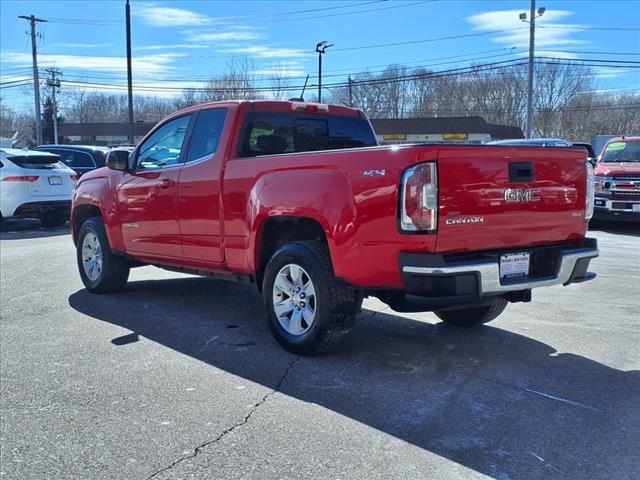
left=272, top=263, right=316, bottom=336
left=81, top=232, right=103, bottom=282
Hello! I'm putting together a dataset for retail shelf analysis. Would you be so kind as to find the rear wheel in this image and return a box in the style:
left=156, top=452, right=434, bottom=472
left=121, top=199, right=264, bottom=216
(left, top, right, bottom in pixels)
left=40, top=212, right=68, bottom=228
left=77, top=217, right=130, bottom=293
left=434, top=299, right=508, bottom=326
left=262, top=241, right=360, bottom=355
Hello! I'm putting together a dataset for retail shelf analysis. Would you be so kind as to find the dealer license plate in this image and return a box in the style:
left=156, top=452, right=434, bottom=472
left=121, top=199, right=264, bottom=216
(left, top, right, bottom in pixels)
left=500, top=253, right=530, bottom=279
left=48, top=176, right=62, bottom=185
left=633, top=204, right=640, bottom=213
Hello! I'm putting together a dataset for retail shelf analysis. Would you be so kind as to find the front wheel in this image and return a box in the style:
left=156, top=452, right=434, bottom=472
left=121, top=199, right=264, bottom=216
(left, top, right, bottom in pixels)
left=262, top=241, right=360, bottom=355
left=77, top=217, right=130, bottom=293
left=434, top=299, right=508, bottom=326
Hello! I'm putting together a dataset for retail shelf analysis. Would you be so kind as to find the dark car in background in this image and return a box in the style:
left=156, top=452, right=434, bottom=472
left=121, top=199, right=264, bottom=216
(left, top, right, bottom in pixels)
left=33, top=145, right=110, bottom=177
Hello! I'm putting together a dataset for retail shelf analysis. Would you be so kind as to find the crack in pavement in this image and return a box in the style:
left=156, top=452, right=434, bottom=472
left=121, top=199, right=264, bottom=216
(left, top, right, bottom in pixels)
left=146, top=356, right=301, bottom=479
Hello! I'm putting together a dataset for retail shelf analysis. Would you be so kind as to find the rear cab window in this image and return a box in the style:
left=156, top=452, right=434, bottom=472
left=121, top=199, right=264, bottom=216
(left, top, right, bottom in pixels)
left=238, top=111, right=376, bottom=157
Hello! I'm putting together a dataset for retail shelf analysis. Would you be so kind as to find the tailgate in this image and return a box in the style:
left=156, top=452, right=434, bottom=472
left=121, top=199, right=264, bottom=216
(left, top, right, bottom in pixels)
left=435, top=145, right=587, bottom=253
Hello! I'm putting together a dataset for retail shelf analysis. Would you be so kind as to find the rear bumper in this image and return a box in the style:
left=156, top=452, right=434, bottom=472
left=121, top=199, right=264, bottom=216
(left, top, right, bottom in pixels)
left=12, top=200, right=71, bottom=218
left=402, top=239, right=599, bottom=295
left=384, top=239, right=599, bottom=311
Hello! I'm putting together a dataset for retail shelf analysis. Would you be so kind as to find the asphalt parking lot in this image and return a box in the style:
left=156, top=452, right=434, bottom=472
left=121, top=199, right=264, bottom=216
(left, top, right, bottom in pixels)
left=1, top=220, right=638, bottom=480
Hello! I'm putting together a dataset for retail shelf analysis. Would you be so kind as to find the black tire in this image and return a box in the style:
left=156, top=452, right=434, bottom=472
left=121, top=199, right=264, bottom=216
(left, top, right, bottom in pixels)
left=40, top=212, right=68, bottom=228
left=434, top=299, right=508, bottom=326
left=76, top=217, right=130, bottom=293
left=262, top=241, right=360, bottom=355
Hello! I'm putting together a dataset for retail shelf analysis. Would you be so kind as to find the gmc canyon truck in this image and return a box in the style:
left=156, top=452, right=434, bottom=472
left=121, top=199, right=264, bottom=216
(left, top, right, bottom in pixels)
left=71, top=100, right=599, bottom=354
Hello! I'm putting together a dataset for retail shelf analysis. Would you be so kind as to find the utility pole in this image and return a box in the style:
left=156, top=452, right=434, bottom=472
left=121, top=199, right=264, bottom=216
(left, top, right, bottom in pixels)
left=125, top=0, right=135, bottom=144
left=19, top=15, right=47, bottom=145
left=520, top=1, right=545, bottom=138
left=348, top=76, right=354, bottom=107
left=46, top=68, right=61, bottom=144
left=315, top=41, right=333, bottom=103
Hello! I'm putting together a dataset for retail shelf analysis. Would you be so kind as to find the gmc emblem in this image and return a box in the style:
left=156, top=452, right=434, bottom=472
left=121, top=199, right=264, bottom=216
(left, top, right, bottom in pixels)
left=504, top=188, right=541, bottom=203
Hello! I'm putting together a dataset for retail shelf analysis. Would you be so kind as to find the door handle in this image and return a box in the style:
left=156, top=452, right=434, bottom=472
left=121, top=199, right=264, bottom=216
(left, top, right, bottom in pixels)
left=159, top=178, right=175, bottom=189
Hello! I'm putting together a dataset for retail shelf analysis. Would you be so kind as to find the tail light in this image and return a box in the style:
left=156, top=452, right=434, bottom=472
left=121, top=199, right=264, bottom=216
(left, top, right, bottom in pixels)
left=291, top=101, right=329, bottom=113
left=585, top=161, right=594, bottom=221
left=71, top=175, right=79, bottom=181
left=2, top=175, right=39, bottom=182
left=400, top=162, right=438, bottom=232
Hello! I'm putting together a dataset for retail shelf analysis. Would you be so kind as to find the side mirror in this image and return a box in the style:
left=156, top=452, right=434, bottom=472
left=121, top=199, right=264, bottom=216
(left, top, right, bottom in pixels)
left=106, top=149, right=130, bottom=171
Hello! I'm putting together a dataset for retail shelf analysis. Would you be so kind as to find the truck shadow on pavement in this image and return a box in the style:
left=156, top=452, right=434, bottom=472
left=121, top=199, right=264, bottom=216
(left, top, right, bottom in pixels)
left=69, top=277, right=639, bottom=480
left=0, top=219, right=70, bottom=240
left=589, top=221, right=640, bottom=237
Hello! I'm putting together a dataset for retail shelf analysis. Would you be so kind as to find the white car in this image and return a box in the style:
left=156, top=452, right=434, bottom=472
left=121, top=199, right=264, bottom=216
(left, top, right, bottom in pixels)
left=1, top=148, right=77, bottom=227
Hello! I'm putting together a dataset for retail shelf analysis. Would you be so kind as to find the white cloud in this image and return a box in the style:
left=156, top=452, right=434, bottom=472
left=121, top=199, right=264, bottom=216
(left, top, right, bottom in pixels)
left=221, top=46, right=312, bottom=59
left=135, top=3, right=211, bottom=27
left=186, top=31, right=262, bottom=42
left=52, top=43, right=113, bottom=49
left=467, top=9, right=588, bottom=49
left=1, top=51, right=185, bottom=76
left=135, top=44, right=210, bottom=51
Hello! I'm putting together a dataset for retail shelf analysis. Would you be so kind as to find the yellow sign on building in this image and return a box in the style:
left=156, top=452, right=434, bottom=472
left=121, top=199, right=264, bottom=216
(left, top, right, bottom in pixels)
left=443, top=133, right=469, bottom=141
left=382, top=134, right=407, bottom=141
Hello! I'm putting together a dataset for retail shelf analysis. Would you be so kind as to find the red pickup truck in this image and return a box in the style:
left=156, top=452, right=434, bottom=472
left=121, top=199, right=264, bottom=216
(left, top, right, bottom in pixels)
left=593, top=136, right=640, bottom=222
left=71, top=100, right=599, bottom=354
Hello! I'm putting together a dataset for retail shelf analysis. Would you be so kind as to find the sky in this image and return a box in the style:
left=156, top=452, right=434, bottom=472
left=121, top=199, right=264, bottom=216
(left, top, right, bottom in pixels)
left=1, top=0, right=639, bottom=113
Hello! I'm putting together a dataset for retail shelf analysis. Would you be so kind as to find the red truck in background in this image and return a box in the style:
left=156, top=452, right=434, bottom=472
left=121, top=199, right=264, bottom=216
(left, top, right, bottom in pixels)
left=593, top=136, right=640, bottom=222
left=71, top=100, right=599, bottom=355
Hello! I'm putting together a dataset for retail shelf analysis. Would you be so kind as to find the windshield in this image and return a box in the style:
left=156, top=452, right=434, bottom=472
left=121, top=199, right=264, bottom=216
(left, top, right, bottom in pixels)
left=601, top=141, right=640, bottom=163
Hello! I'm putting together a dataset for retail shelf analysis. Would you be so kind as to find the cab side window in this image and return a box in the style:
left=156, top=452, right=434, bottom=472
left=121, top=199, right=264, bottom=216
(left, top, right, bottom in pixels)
left=186, top=109, right=227, bottom=163
left=136, top=115, right=191, bottom=170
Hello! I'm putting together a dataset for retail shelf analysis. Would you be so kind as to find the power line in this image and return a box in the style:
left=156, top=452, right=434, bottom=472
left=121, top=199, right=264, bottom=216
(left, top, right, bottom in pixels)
left=244, top=0, right=434, bottom=24
left=210, top=0, right=386, bottom=20
left=35, top=58, right=640, bottom=95
left=333, top=28, right=528, bottom=51
left=41, top=1, right=434, bottom=27
left=398, top=104, right=640, bottom=116
left=50, top=59, right=537, bottom=93
left=28, top=47, right=638, bottom=85
left=0, top=82, right=34, bottom=90
left=55, top=50, right=530, bottom=85
left=0, top=78, right=33, bottom=86
left=538, top=25, right=640, bottom=32
left=39, top=1, right=385, bottom=25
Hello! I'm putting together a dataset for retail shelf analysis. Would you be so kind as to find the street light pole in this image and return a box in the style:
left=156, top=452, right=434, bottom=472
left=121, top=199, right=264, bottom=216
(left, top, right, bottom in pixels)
left=520, top=1, right=545, bottom=139
left=315, top=41, right=333, bottom=103
left=125, top=0, right=135, bottom=144
left=46, top=68, right=61, bottom=144
left=19, top=15, right=46, bottom=145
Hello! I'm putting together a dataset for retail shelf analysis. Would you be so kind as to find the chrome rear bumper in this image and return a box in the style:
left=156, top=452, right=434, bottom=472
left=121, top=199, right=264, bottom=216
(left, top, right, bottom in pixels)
left=402, top=241, right=599, bottom=295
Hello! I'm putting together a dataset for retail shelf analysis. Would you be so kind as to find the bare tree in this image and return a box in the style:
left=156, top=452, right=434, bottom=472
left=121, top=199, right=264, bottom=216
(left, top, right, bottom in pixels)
left=533, top=61, right=592, bottom=137
left=269, top=62, right=293, bottom=101
left=201, top=58, right=260, bottom=102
